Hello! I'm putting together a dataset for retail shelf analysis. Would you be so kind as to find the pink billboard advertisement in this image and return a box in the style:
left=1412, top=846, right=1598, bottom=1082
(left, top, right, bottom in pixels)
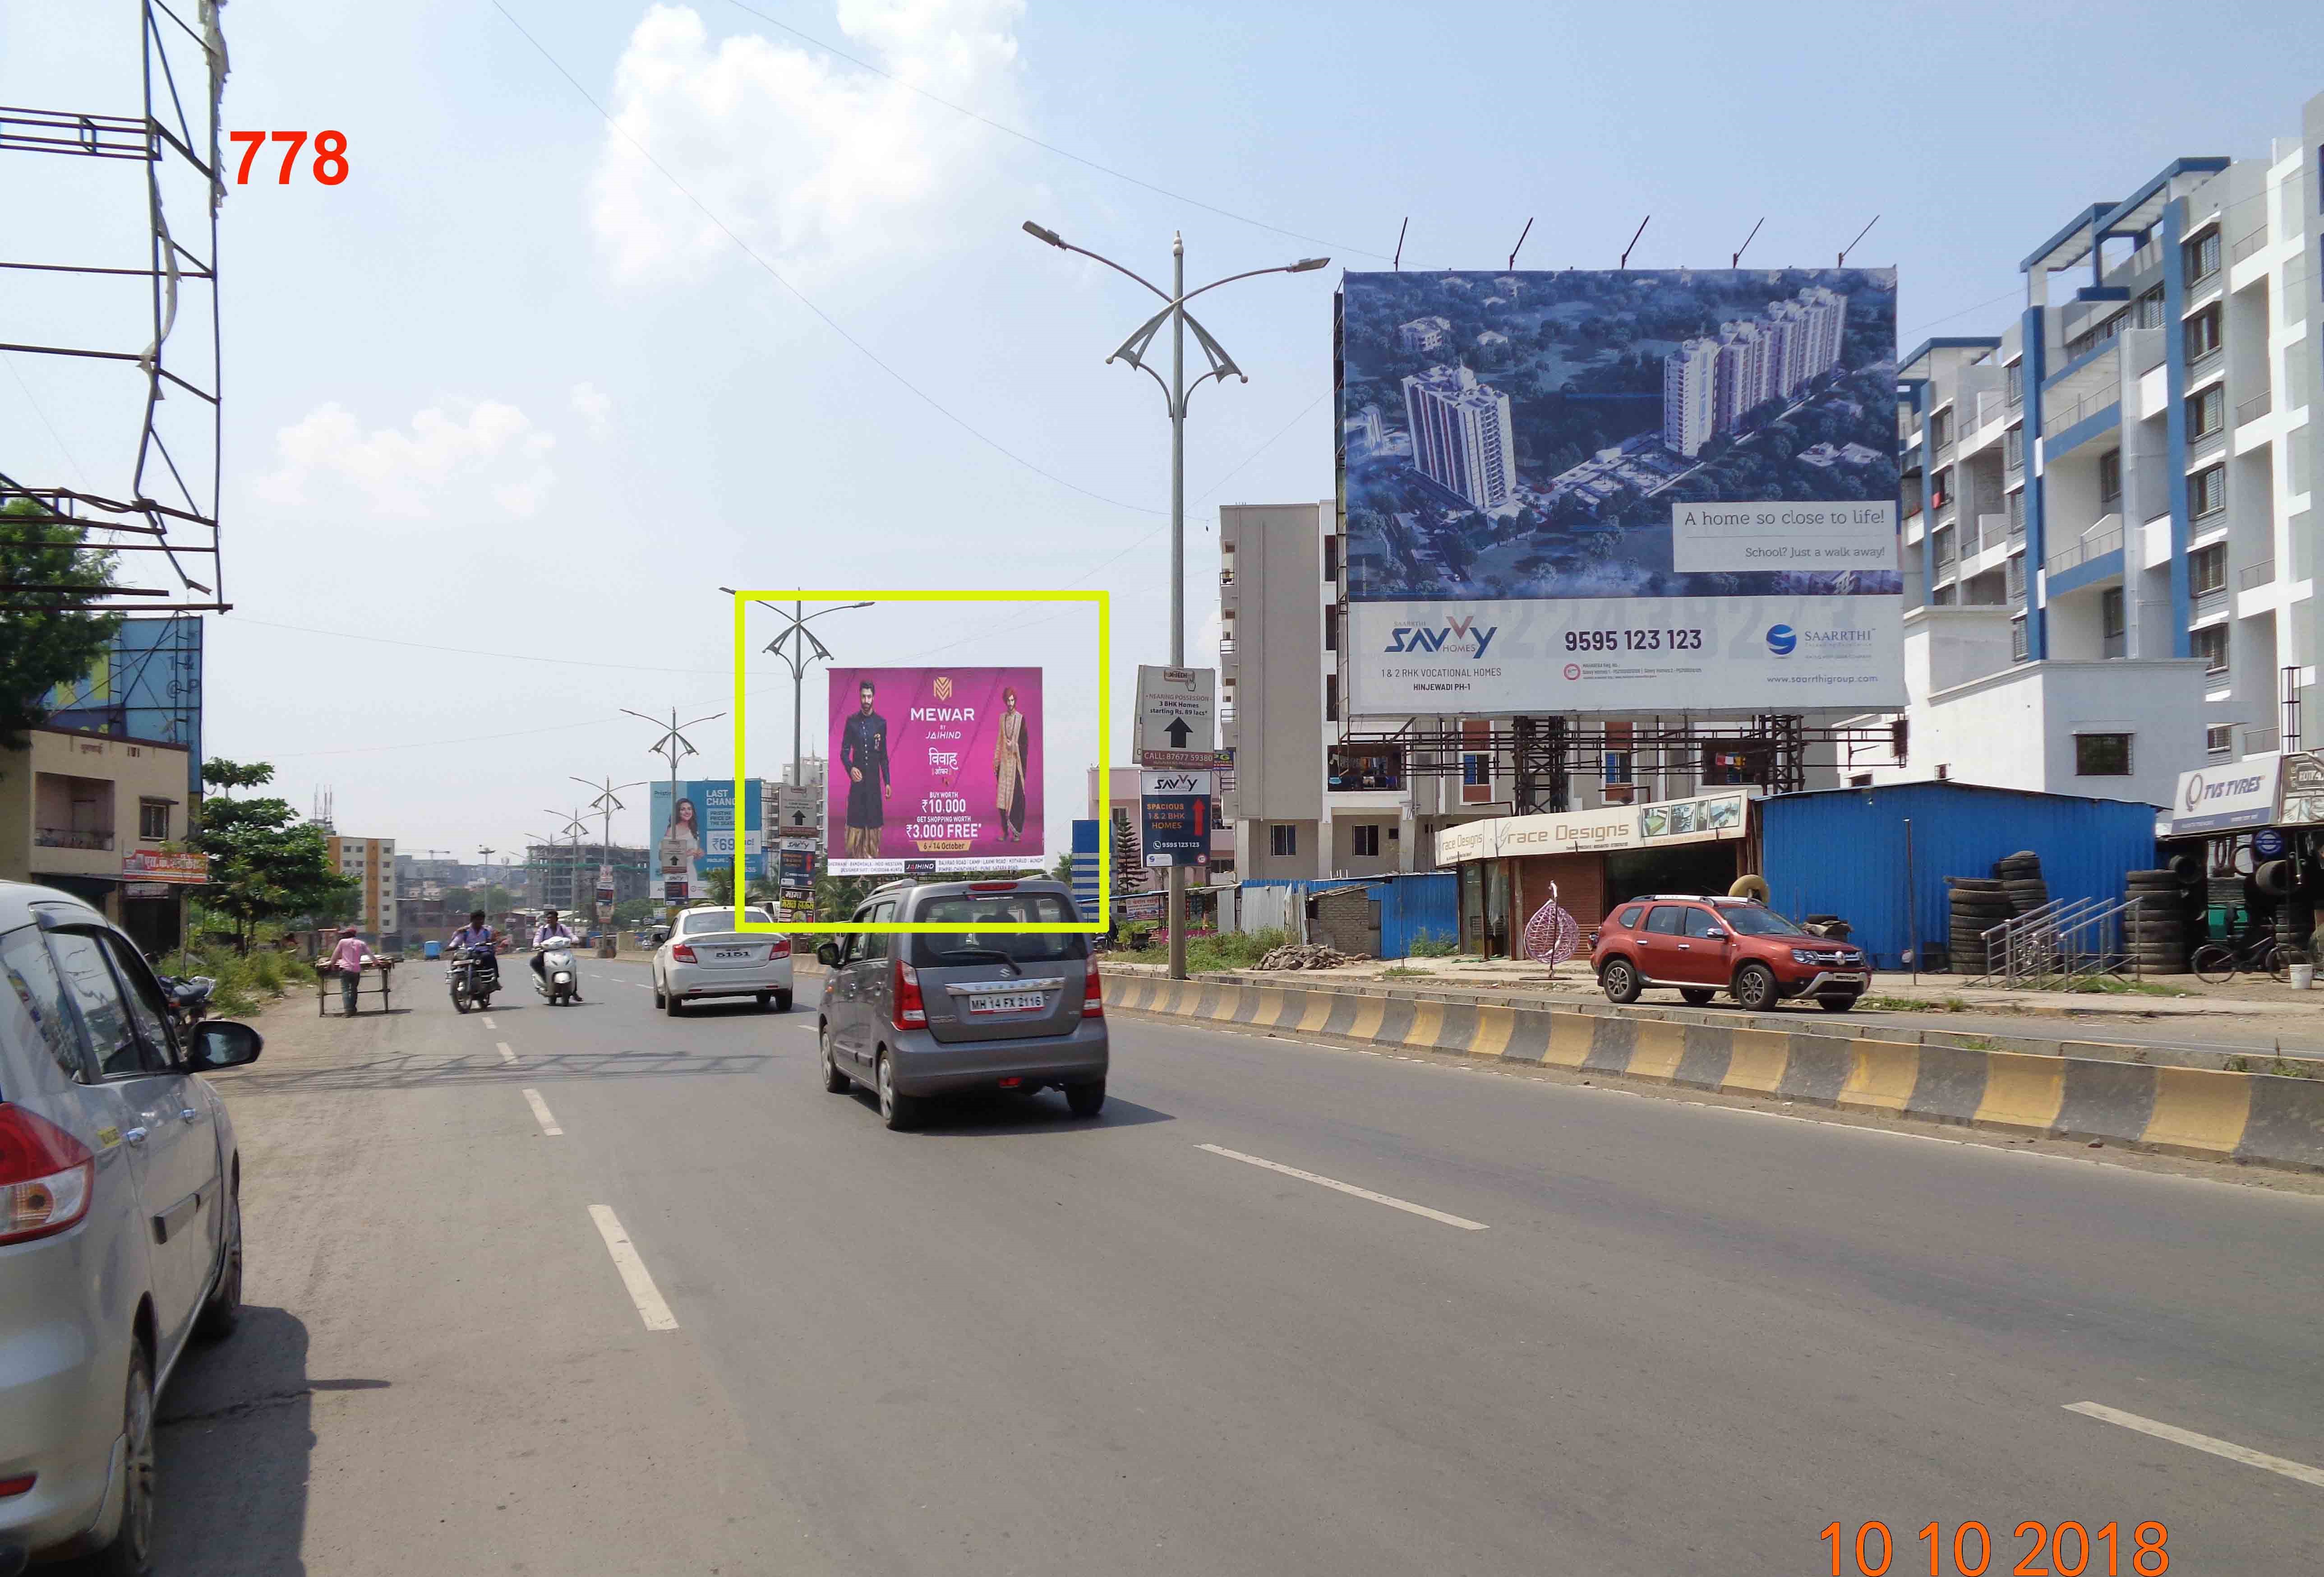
left=825, top=666, right=1045, bottom=874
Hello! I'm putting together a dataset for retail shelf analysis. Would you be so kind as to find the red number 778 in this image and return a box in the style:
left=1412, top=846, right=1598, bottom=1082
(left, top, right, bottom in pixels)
left=227, top=130, right=348, bottom=185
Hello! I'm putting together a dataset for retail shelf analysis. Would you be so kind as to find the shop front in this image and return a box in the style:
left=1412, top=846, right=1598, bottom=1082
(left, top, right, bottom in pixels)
left=1439, top=790, right=1760, bottom=957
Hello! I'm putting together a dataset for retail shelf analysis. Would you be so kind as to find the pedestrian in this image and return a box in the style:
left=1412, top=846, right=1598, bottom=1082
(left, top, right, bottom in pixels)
left=326, top=923, right=377, bottom=1015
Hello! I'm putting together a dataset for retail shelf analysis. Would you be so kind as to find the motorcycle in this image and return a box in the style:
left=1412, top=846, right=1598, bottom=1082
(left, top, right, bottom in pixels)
left=448, top=945, right=500, bottom=1014
left=533, top=939, right=581, bottom=1006
left=157, top=973, right=215, bottom=1035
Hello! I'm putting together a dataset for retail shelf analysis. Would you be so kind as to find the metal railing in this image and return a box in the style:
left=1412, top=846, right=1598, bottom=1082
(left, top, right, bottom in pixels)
left=34, top=827, right=113, bottom=851
left=2237, top=390, right=2272, bottom=425
left=2241, top=560, right=2275, bottom=590
left=2045, top=518, right=2123, bottom=578
left=1975, top=513, right=2008, bottom=555
left=2245, top=726, right=2281, bottom=754
left=1975, top=894, right=2149, bottom=987
left=2231, top=228, right=2269, bottom=264
left=2041, top=388, right=2118, bottom=439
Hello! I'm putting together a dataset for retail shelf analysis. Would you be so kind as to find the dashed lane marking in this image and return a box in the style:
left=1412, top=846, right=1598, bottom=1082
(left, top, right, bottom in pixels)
left=523, top=1088, right=562, bottom=1136
left=497, top=1041, right=516, bottom=1065
left=1194, top=1143, right=1488, bottom=1231
left=2065, top=1402, right=2324, bottom=1489
left=588, top=1205, right=678, bottom=1331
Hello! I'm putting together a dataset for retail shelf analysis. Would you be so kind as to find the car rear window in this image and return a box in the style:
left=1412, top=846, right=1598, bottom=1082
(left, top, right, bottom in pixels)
left=907, top=893, right=1087, bottom=966
left=1616, top=905, right=1644, bottom=928
left=680, top=909, right=770, bottom=935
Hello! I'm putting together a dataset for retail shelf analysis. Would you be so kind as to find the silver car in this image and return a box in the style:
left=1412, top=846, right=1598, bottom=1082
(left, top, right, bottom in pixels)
left=0, top=882, right=263, bottom=1574
left=815, top=879, right=1107, bottom=1130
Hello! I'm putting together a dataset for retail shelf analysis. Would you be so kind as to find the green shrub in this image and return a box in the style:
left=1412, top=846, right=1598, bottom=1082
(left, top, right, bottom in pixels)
left=1406, top=929, right=1461, bottom=958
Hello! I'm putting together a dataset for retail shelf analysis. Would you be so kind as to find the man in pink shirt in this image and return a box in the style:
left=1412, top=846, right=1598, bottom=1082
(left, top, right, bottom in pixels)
left=326, top=924, right=376, bottom=1015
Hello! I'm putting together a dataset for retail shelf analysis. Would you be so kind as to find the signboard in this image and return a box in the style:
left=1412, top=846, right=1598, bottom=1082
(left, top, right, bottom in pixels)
left=1118, top=892, right=1169, bottom=922
left=123, top=882, right=172, bottom=899
left=825, top=666, right=1045, bottom=874
left=1135, top=666, right=1217, bottom=765
left=777, top=847, right=816, bottom=893
left=120, top=848, right=209, bottom=883
left=650, top=778, right=764, bottom=900
left=1434, top=788, right=1756, bottom=864
left=2171, top=754, right=2282, bottom=835
left=1338, top=268, right=1904, bottom=714
left=1140, top=769, right=1213, bottom=867
left=774, top=782, right=820, bottom=841
left=2278, top=752, right=2324, bottom=827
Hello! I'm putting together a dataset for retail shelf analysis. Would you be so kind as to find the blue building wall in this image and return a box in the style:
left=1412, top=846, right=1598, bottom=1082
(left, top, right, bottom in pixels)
left=1238, top=873, right=1459, bottom=957
left=1761, top=784, right=2159, bottom=970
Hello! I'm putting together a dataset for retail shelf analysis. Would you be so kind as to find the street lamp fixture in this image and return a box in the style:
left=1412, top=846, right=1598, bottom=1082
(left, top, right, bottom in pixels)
left=1023, top=219, right=1328, bottom=981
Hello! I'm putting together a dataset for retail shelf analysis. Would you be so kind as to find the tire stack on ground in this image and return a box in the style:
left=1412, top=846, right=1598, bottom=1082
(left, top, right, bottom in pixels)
left=2124, top=869, right=2192, bottom=973
left=1946, top=877, right=2010, bottom=976
left=1993, top=850, right=2050, bottom=916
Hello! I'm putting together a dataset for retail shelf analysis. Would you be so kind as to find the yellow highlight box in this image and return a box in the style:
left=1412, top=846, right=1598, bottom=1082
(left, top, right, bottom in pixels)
left=729, top=589, right=1109, bottom=934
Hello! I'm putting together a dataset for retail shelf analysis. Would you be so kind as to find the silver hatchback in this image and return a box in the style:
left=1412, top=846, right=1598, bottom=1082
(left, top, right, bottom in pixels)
left=815, top=879, right=1107, bottom=1130
left=0, top=883, right=263, bottom=1574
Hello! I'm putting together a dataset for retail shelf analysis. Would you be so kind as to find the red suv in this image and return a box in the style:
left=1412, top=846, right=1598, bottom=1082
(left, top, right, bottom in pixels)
left=1591, top=895, right=1869, bottom=1013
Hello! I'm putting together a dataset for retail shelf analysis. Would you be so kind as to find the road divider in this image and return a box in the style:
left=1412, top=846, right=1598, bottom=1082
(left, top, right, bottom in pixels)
left=1103, top=973, right=2324, bottom=1175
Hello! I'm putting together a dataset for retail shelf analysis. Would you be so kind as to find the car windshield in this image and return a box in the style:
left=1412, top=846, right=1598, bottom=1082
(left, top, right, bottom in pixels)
left=907, top=893, right=1086, bottom=965
left=680, top=908, right=770, bottom=935
left=1721, top=906, right=1809, bottom=937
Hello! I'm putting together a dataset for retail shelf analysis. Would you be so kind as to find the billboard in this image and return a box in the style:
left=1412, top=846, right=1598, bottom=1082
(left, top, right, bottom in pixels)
left=825, top=666, right=1045, bottom=874
left=649, top=778, right=764, bottom=901
left=1338, top=268, right=1904, bottom=713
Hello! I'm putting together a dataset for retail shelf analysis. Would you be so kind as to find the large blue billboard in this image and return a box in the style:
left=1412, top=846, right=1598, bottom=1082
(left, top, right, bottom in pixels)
left=1337, top=268, right=1904, bottom=715
left=649, top=778, right=764, bottom=901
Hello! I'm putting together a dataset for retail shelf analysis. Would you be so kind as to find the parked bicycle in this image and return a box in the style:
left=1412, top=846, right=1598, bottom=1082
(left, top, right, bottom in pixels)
left=2189, top=931, right=2287, bottom=985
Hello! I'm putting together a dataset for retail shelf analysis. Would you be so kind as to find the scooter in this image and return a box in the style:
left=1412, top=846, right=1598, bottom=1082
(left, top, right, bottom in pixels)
left=158, top=973, right=215, bottom=1034
left=449, top=945, right=499, bottom=1014
left=533, top=940, right=581, bottom=1006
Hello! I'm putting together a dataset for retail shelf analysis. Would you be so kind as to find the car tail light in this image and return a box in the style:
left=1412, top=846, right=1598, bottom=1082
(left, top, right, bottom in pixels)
left=768, top=937, right=792, bottom=958
left=0, top=1105, right=94, bottom=1246
left=671, top=943, right=697, bottom=962
left=892, top=958, right=927, bottom=1029
left=1082, top=954, right=1105, bottom=1018
left=0, top=1473, right=33, bottom=1496
left=998, top=1077, right=1023, bottom=1089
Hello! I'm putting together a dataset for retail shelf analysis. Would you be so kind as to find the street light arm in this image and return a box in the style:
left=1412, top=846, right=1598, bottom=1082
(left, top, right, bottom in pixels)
left=1179, top=259, right=1329, bottom=306
left=1023, top=222, right=1171, bottom=302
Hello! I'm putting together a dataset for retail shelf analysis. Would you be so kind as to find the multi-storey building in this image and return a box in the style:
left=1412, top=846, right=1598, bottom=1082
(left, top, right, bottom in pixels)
left=1663, top=337, right=1720, bottom=455
left=1661, top=285, right=1850, bottom=457
left=1859, top=94, right=2322, bottom=803
left=1401, top=364, right=1517, bottom=510
left=1397, top=316, right=1450, bottom=353
left=0, top=726, right=194, bottom=953
left=326, top=835, right=397, bottom=940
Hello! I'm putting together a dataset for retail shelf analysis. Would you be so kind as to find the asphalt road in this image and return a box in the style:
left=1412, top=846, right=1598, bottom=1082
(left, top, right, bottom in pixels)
left=149, top=957, right=2324, bottom=1574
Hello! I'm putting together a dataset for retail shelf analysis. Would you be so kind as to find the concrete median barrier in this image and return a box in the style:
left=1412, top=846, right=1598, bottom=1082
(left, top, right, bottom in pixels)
left=1101, top=971, right=2324, bottom=1175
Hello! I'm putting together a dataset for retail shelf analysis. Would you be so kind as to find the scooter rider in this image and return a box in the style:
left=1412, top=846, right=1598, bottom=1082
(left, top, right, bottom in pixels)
left=532, top=909, right=580, bottom=1000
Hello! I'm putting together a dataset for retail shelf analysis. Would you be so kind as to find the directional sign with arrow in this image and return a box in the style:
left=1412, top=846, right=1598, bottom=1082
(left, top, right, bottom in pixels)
left=1135, top=665, right=1217, bottom=766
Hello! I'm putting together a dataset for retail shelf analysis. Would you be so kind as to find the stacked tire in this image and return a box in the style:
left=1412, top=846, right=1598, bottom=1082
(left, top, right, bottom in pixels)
left=1947, top=877, right=2010, bottom=975
left=1994, top=850, right=2049, bottom=916
left=2124, top=869, right=2191, bottom=974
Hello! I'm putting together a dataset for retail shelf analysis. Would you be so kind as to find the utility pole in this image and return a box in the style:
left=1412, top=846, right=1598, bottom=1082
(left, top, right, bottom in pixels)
left=1022, top=221, right=1327, bottom=980
left=622, top=706, right=726, bottom=911
left=573, top=775, right=648, bottom=957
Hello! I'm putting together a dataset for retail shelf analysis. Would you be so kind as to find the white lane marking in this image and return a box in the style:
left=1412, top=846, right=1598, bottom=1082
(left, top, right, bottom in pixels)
left=588, top=1205, right=678, bottom=1331
left=480, top=1015, right=497, bottom=1029
left=1195, top=1143, right=1488, bottom=1230
left=2064, top=1402, right=2324, bottom=1489
left=497, top=1041, right=517, bottom=1065
left=522, top=1088, right=563, bottom=1136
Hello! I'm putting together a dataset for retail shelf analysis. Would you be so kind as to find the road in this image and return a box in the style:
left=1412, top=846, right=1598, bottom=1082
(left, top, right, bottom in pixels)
left=150, top=957, right=2324, bottom=1574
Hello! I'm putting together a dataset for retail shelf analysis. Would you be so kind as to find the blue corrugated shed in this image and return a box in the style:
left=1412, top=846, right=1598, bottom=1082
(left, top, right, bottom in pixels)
left=1760, top=783, right=2160, bottom=970
left=1237, top=873, right=1458, bottom=957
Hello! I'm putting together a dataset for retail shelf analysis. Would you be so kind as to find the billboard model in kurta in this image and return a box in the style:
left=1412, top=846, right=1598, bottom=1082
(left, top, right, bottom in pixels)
left=825, top=667, right=1045, bottom=874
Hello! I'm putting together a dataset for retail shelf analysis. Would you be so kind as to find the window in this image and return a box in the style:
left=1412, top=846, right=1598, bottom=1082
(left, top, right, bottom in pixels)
left=2206, top=723, right=2235, bottom=756
left=1644, top=906, right=1687, bottom=935
left=1, top=924, right=89, bottom=1081
left=2006, top=361, right=2024, bottom=405
left=1324, top=673, right=1339, bottom=723
left=2098, top=449, right=2122, bottom=505
left=1350, top=824, right=1380, bottom=858
left=908, top=894, right=1086, bottom=965
left=1847, top=773, right=1873, bottom=788
left=2185, top=228, right=2221, bottom=283
left=859, top=901, right=894, bottom=962
left=2011, top=615, right=2029, bottom=661
left=2137, top=288, right=2166, bottom=330
left=1929, top=408, right=1952, bottom=449
left=1931, top=467, right=1952, bottom=508
left=2102, top=587, right=2126, bottom=638
left=1616, top=906, right=1645, bottom=929
left=1683, top=907, right=1727, bottom=940
left=2188, top=384, right=2225, bottom=438
left=1602, top=750, right=1632, bottom=786
left=100, top=935, right=176, bottom=1066
left=2074, top=733, right=2132, bottom=776
left=2194, top=623, right=2229, bottom=675
left=2192, top=463, right=2227, bottom=519
left=138, top=800, right=170, bottom=841
left=47, top=930, right=163, bottom=1077
left=1322, top=534, right=1340, bottom=583
left=2008, top=489, right=2025, bottom=536
left=2004, top=426, right=2024, bottom=470
left=1269, top=824, right=1297, bottom=858
left=2190, top=542, right=2227, bottom=595
left=1323, top=604, right=1339, bottom=652
left=2186, top=302, right=2223, bottom=361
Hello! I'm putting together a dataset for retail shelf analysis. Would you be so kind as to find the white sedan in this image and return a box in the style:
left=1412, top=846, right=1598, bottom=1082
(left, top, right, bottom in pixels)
left=651, top=906, right=794, bottom=1015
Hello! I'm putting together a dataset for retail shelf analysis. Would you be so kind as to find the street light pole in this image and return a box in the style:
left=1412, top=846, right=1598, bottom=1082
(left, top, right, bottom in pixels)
left=574, top=775, right=649, bottom=957
left=623, top=706, right=725, bottom=912
left=1022, top=221, right=1328, bottom=981
left=760, top=599, right=875, bottom=791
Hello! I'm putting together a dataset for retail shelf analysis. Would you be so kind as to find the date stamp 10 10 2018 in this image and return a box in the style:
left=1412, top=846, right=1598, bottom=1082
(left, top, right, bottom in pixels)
left=1818, top=1520, right=2170, bottom=1576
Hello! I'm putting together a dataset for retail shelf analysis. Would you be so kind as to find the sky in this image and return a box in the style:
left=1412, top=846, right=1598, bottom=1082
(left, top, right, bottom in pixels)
left=5, top=0, right=2323, bottom=863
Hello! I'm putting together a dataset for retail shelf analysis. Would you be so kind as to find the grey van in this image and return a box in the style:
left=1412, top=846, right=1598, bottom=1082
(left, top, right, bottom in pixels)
left=814, top=879, right=1107, bottom=1130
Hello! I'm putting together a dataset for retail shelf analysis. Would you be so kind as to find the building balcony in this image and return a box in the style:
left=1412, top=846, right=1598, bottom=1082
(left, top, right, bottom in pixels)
left=35, top=827, right=114, bottom=851
left=2231, top=227, right=2269, bottom=265
left=2045, top=515, right=2124, bottom=579
left=2240, top=560, right=2275, bottom=590
left=2237, top=390, right=2272, bottom=427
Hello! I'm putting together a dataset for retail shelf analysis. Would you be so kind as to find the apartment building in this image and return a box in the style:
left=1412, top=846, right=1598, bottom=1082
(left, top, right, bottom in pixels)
left=1862, top=95, right=2323, bottom=803
left=327, top=835, right=398, bottom=939
left=0, top=726, right=196, bottom=953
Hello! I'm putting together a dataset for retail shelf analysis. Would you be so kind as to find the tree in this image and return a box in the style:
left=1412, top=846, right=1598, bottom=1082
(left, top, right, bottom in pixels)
left=188, top=777, right=360, bottom=953
left=0, top=498, right=121, bottom=749
left=1048, top=850, right=1076, bottom=885
left=1109, top=818, right=1144, bottom=894
left=201, top=758, right=276, bottom=798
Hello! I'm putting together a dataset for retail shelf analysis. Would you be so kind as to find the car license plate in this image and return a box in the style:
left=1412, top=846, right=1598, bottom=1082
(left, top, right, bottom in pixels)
left=714, top=948, right=755, bottom=961
left=1830, top=972, right=1866, bottom=983
left=967, top=992, right=1046, bottom=1015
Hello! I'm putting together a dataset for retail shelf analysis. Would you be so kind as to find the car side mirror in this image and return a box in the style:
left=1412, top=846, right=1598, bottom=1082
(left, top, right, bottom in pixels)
left=815, top=941, right=843, bottom=968
left=189, top=1021, right=263, bottom=1071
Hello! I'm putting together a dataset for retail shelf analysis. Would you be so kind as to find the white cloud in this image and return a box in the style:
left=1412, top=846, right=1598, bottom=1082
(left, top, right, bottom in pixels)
left=590, top=0, right=1025, bottom=283
left=255, top=400, right=556, bottom=518
left=570, top=381, right=614, bottom=439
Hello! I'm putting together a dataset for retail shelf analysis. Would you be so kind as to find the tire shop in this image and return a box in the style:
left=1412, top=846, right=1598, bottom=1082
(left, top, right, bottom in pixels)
left=1437, top=788, right=1761, bottom=957
left=2157, top=751, right=2322, bottom=972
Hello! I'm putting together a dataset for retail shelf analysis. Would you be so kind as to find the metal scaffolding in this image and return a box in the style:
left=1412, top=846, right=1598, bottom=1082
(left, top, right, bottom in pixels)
left=0, top=0, right=231, bottom=613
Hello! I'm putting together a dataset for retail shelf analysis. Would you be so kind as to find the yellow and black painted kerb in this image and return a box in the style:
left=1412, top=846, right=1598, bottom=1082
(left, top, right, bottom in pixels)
left=1100, top=974, right=2324, bottom=1175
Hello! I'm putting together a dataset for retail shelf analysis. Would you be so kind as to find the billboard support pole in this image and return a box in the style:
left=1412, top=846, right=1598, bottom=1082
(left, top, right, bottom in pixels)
left=1619, top=215, right=1651, bottom=271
